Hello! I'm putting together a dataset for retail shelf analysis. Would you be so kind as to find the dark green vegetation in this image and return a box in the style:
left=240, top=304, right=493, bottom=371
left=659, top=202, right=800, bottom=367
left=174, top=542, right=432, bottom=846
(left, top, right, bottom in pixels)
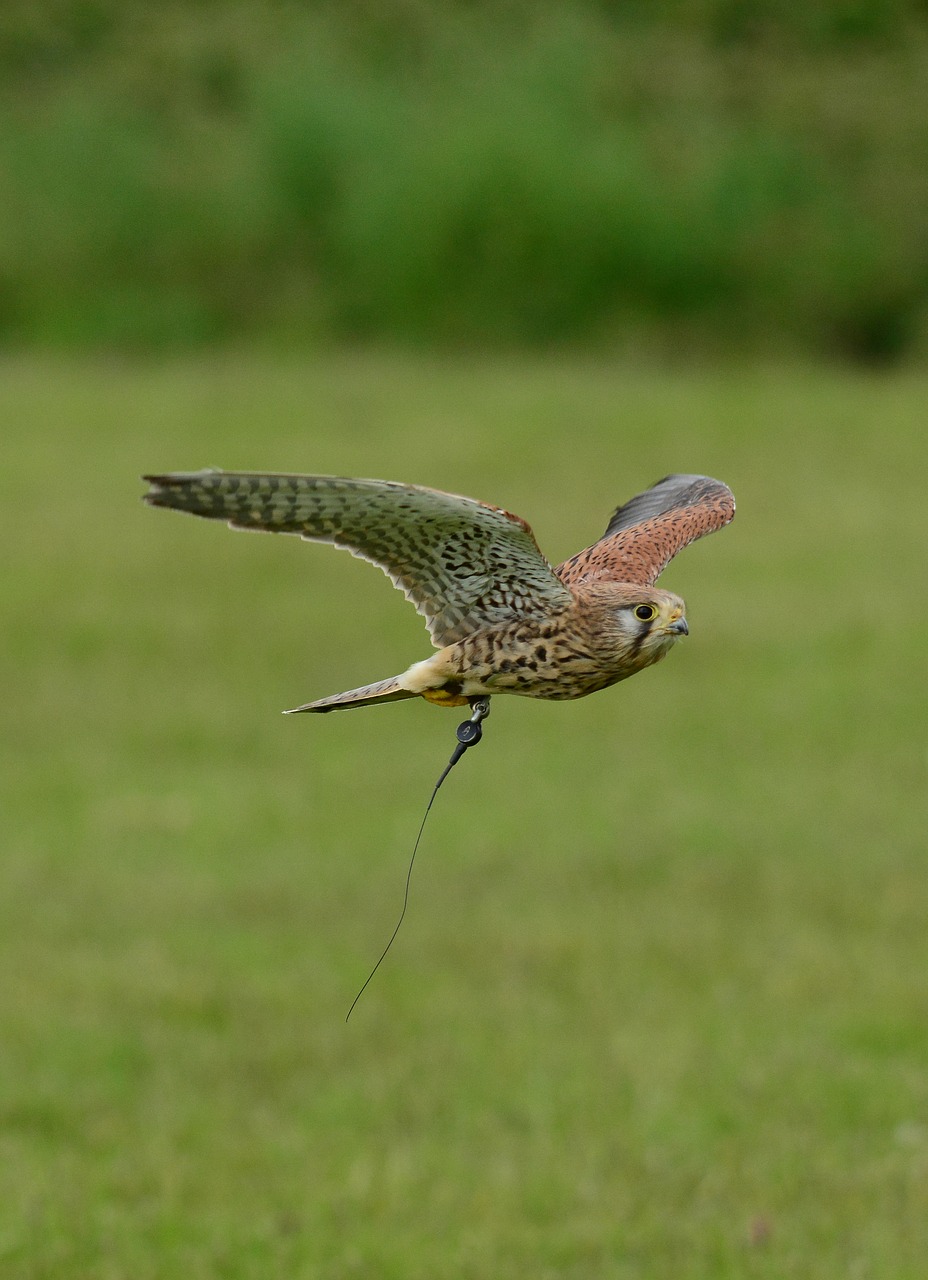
left=2, top=1, right=928, bottom=358
left=2, top=353, right=926, bottom=1276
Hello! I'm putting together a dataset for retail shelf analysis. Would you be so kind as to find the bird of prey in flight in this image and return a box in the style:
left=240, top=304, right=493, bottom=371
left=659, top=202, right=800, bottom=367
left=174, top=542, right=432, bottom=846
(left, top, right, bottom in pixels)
left=143, top=470, right=734, bottom=713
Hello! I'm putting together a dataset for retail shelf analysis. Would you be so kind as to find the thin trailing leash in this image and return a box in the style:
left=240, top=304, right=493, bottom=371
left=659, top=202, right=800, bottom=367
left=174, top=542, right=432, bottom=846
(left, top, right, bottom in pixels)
left=345, top=697, right=491, bottom=1021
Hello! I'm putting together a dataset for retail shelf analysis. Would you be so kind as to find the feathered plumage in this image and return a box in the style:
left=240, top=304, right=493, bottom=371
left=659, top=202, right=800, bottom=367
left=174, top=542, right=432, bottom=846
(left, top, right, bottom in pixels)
left=143, top=470, right=734, bottom=711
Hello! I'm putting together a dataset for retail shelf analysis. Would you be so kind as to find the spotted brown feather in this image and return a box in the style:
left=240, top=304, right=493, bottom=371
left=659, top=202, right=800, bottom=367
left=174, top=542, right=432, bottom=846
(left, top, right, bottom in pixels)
left=143, top=470, right=572, bottom=647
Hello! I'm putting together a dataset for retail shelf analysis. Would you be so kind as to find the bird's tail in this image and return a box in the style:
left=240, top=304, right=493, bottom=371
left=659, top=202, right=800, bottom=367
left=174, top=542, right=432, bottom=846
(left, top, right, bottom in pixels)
left=284, top=676, right=418, bottom=714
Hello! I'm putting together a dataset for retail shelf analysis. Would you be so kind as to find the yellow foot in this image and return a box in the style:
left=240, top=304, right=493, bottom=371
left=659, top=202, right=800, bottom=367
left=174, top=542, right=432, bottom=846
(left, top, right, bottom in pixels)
left=421, top=687, right=470, bottom=708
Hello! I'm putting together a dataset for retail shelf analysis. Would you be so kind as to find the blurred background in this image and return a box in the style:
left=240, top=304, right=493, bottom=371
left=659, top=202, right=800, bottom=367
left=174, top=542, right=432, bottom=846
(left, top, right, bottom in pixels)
left=2, top=0, right=928, bottom=361
left=2, top=4, right=927, bottom=1278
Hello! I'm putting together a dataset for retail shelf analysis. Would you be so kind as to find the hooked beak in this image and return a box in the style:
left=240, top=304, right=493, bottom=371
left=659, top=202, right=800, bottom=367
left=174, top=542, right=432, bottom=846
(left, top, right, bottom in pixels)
left=667, top=617, right=689, bottom=637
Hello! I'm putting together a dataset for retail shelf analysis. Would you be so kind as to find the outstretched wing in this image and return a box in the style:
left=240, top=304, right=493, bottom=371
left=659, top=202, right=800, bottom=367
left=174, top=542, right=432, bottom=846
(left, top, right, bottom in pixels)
left=557, top=474, right=735, bottom=588
left=143, top=470, right=572, bottom=647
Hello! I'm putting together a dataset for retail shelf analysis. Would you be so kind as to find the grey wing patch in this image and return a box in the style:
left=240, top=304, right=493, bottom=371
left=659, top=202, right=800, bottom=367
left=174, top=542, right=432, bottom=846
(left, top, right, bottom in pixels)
left=557, top=474, right=735, bottom=588
left=602, top=475, right=734, bottom=537
left=143, top=470, right=573, bottom=646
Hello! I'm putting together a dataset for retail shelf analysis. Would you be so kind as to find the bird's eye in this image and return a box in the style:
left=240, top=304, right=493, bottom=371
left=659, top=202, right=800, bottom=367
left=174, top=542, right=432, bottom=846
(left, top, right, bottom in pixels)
left=634, top=604, right=657, bottom=622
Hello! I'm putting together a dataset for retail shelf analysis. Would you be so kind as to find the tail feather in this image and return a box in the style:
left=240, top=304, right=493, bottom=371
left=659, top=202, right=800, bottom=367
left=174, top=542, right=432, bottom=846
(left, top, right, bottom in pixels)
left=284, top=676, right=417, bottom=714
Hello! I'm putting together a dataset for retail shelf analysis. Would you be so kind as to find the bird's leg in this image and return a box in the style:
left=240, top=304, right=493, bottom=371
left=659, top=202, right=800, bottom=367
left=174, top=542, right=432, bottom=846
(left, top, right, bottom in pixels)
left=421, top=686, right=470, bottom=707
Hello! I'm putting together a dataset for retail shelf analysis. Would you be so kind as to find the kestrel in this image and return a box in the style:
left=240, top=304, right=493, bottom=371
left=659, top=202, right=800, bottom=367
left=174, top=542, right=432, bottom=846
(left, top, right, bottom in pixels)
left=143, top=471, right=734, bottom=712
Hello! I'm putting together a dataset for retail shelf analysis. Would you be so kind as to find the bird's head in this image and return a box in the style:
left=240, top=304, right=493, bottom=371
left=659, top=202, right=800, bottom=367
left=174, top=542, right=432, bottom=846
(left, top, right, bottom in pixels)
left=585, top=583, right=689, bottom=673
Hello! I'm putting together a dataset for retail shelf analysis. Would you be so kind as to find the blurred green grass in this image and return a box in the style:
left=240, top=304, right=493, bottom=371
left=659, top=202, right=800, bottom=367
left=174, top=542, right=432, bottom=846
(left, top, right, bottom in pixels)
left=1, top=351, right=927, bottom=1277
left=1, top=2, right=927, bottom=358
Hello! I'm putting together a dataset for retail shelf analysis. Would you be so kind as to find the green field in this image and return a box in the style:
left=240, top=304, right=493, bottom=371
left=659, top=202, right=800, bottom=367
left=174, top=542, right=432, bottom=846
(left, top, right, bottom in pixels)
left=3, top=2, right=928, bottom=358
left=2, top=353, right=926, bottom=1277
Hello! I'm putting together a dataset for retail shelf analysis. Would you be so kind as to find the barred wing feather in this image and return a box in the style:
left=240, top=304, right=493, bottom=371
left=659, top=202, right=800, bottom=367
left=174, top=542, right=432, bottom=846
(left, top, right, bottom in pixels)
left=143, top=470, right=572, bottom=647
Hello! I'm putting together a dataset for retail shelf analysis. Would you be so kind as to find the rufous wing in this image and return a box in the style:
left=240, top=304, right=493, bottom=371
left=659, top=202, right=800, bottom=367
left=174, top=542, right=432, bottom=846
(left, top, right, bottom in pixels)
left=556, top=474, right=735, bottom=588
